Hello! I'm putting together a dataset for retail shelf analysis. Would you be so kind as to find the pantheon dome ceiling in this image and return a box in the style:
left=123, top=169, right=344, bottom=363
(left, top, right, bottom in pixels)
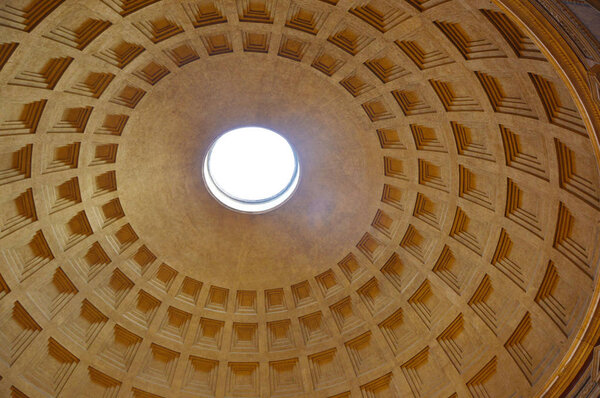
left=0, top=0, right=600, bottom=397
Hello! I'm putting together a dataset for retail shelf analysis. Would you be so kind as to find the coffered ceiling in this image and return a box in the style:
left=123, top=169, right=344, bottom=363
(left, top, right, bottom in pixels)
left=0, top=0, right=599, bottom=397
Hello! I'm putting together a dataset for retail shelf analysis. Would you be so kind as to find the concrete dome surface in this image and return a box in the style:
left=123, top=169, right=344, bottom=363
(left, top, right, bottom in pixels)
left=0, top=0, right=600, bottom=397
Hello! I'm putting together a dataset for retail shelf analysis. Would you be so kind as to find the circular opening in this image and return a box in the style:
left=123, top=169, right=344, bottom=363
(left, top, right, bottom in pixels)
left=203, top=127, right=300, bottom=213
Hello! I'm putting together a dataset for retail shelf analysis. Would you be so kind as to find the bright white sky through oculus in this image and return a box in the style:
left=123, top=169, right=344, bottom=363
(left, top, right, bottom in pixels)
left=207, top=127, right=297, bottom=202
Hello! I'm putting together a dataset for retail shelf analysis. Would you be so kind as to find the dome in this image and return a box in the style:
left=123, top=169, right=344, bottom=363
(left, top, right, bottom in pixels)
left=0, top=0, right=599, bottom=397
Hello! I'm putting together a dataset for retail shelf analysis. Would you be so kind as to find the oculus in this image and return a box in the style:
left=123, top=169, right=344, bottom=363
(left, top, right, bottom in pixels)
left=203, top=127, right=300, bottom=213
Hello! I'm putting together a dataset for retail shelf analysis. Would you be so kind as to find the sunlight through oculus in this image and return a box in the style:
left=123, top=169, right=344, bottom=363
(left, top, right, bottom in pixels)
left=203, top=127, right=300, bottom=213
